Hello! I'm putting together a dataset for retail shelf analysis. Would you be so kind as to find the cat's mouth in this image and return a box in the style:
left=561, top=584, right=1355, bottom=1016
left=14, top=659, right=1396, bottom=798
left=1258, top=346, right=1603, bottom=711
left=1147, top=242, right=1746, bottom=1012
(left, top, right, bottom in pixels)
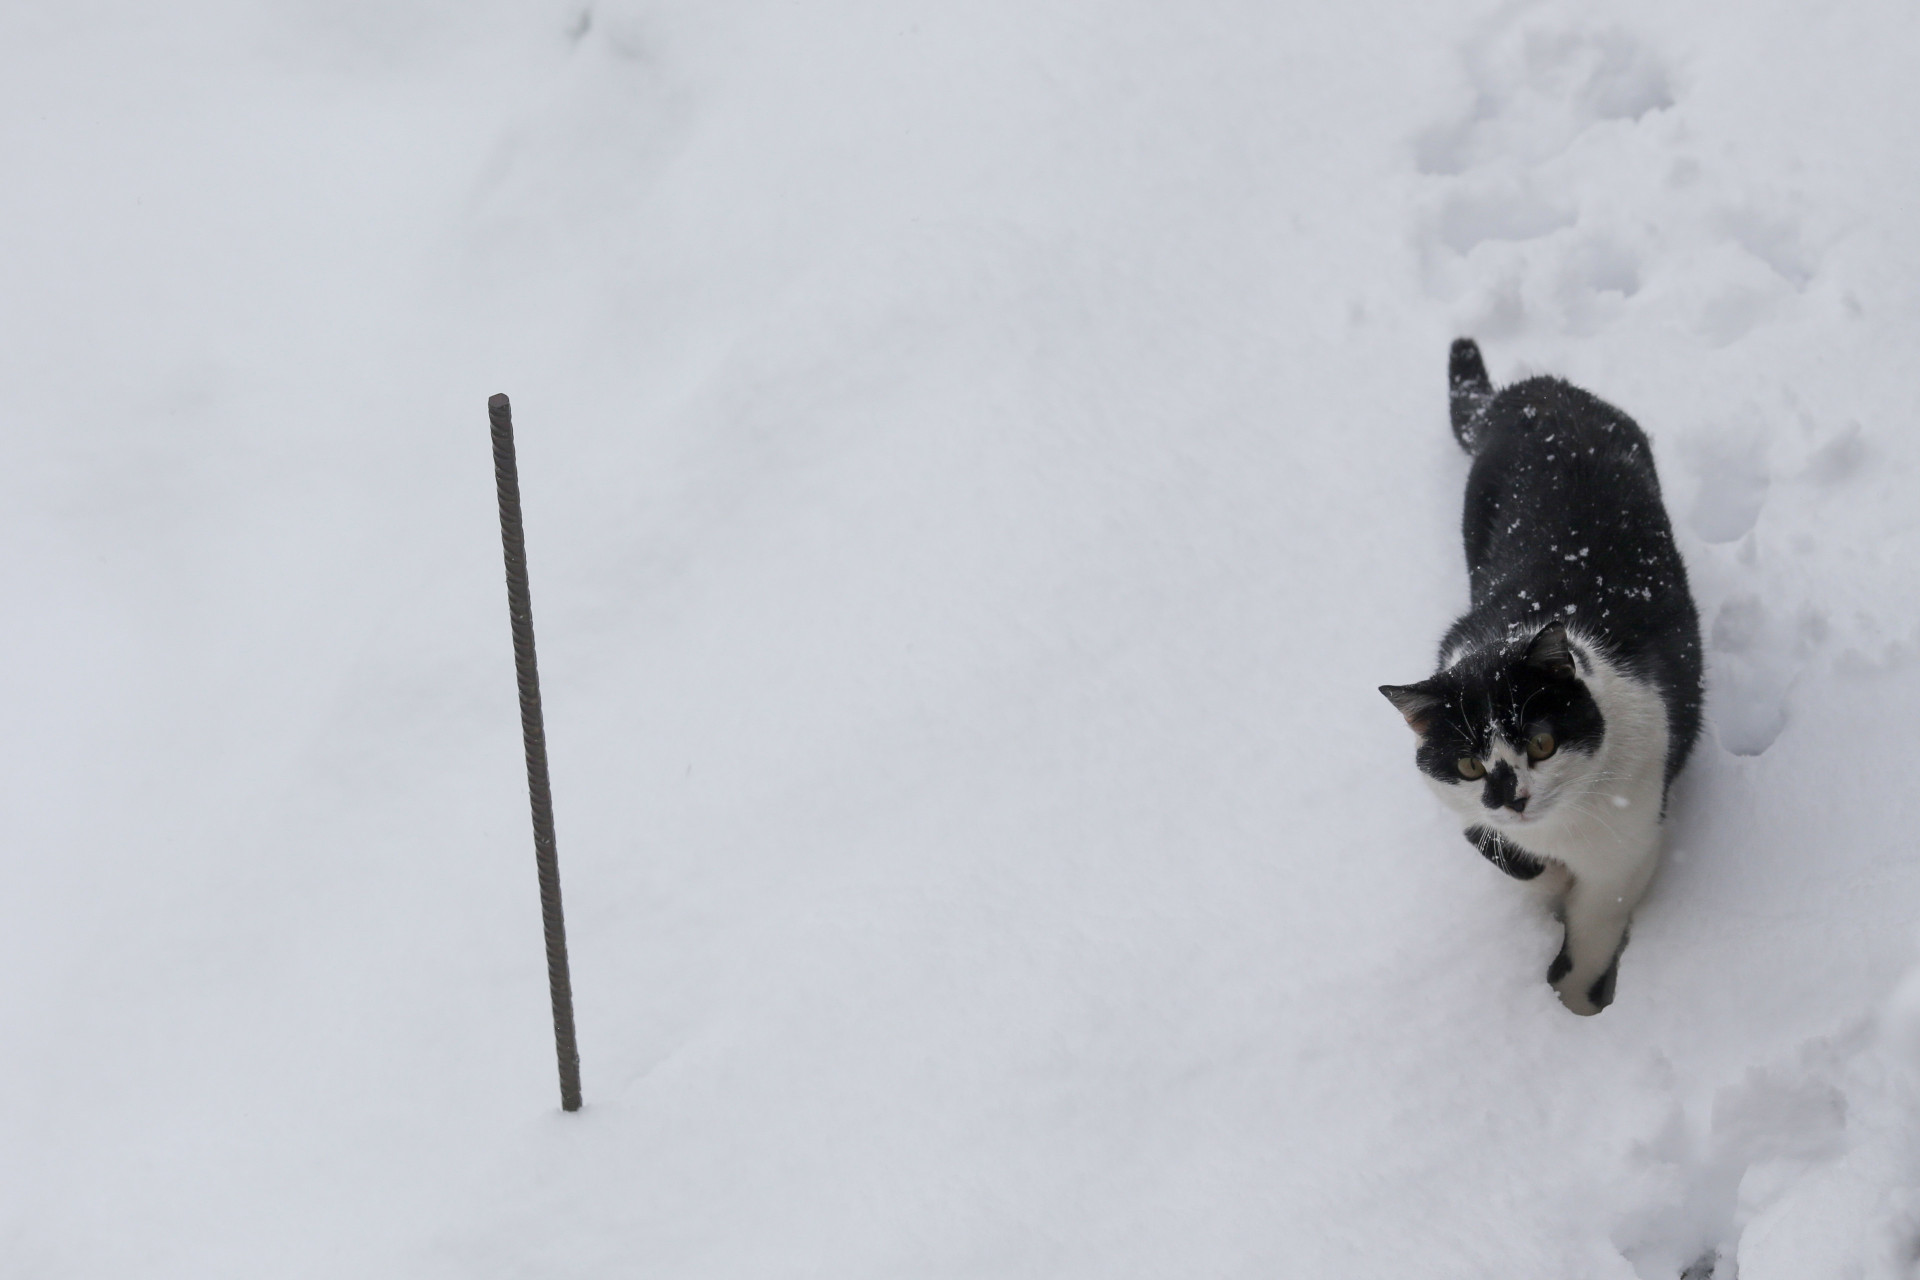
left=1486, top=784, right=1571, bottom=826
left=1487, top=799, right=1542, bottom=826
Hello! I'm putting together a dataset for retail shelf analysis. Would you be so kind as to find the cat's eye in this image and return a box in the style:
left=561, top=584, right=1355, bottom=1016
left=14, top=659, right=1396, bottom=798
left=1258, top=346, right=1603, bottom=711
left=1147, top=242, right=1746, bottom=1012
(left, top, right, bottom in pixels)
left=1527, top=732, right=1557, bottom=761
left=1456, top=757, right=1486, bottom=780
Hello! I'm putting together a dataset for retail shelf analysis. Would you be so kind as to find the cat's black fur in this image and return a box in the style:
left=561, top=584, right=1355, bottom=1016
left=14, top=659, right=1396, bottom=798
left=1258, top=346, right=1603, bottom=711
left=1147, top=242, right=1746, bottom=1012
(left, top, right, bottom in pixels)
left=1415, top=339, right=1702, bottom=798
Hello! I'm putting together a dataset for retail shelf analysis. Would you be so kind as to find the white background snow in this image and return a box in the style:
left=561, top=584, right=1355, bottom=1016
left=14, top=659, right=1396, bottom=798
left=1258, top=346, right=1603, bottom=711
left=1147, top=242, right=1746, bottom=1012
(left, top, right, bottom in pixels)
left=3, top=1, right=1919, bottom=1275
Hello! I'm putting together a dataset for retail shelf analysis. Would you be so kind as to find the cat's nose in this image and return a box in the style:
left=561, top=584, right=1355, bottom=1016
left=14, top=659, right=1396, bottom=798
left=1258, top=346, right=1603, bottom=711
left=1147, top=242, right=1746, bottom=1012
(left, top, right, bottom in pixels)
left=1508, top=794, right=1529, bottom=814
left=1481, top=760, right=1518, bottom=809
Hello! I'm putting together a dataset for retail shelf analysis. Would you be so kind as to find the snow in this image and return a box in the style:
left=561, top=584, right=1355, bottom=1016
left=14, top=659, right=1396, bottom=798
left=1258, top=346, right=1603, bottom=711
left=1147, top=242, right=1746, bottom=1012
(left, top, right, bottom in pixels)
left=3, top=1, right=1919, bottom=1275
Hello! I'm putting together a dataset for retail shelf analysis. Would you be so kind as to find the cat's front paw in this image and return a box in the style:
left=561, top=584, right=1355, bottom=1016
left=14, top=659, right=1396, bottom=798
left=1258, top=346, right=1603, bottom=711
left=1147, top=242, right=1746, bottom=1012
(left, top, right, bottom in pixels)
left=1549, top=953, right=1619, bottom=1016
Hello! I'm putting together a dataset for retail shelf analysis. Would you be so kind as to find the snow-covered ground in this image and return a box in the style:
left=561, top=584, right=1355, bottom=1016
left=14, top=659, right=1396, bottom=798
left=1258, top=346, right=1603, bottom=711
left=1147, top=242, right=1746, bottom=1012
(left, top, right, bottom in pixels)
left=4, top=1, right=1919, bottom=1275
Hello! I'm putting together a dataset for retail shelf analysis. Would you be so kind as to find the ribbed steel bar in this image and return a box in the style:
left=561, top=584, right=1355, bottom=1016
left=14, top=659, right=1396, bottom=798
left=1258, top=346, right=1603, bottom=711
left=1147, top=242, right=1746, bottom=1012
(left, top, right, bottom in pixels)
left=488, top=392, right=583, bottom=1113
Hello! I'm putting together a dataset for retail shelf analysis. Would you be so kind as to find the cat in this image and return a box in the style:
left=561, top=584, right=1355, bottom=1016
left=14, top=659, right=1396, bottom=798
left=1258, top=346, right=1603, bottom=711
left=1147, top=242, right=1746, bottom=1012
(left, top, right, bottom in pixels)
left=1380, top=339, right=1702, bottom=1015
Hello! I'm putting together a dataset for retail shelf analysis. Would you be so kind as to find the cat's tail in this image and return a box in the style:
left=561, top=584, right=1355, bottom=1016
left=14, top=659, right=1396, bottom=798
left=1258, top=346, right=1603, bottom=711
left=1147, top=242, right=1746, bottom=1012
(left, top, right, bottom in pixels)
left=1449, top=337, right=1494, bottom=452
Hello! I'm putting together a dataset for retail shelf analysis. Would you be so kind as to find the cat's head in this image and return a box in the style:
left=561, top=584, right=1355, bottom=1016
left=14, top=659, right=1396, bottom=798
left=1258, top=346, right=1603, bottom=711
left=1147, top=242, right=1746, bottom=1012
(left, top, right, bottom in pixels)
left=1379, top=621, right=1605, bottom=831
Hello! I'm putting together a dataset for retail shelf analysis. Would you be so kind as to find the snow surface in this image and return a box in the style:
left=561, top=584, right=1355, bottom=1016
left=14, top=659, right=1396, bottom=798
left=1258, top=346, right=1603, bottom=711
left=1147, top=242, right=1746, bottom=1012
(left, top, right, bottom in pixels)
left=4, top=1, right=1920, bottom=1275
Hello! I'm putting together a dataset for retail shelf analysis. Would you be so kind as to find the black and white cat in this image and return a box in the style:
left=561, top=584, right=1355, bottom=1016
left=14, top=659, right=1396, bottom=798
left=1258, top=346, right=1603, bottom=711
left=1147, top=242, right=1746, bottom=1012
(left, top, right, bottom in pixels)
left=1381, top=340, right=1703, bottom=1015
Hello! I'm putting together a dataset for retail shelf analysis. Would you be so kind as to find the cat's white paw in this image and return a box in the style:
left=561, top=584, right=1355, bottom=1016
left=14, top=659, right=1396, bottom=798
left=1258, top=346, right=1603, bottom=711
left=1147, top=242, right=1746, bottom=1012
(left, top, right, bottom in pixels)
left=1549, top=945, right=1619, bottom=1015
left=1552, top=980, right=1606, bottom=1017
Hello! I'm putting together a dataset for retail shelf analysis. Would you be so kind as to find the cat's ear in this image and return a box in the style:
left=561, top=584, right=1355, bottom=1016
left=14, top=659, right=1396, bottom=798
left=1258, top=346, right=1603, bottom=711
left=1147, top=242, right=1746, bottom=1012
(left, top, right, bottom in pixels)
left=1525, top=620, right=1577, bottom=680
left=1380, top=683, right=1442, bottom=734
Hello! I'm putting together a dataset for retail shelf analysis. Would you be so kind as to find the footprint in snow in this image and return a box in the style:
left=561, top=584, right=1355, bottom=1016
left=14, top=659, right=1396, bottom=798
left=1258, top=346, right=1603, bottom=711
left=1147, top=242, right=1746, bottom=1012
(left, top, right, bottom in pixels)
left=1411, top=0, right=1819, bottom=349
left=1411, top=3, right=1673, bottom=336
left=1688, top=412, right=1869, bottom=758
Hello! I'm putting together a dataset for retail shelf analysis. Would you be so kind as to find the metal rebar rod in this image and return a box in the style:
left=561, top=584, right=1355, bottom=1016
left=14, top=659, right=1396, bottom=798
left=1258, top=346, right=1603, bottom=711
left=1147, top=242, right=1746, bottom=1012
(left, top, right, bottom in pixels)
left=488, top=392, right=583, bottom=1113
